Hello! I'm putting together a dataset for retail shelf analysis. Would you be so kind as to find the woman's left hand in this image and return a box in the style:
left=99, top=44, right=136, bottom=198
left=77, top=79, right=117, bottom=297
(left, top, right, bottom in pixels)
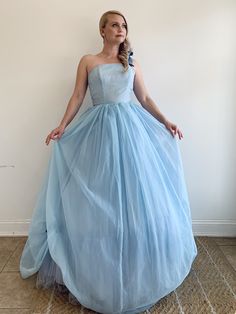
left=164, top=120, right=183, bottom=140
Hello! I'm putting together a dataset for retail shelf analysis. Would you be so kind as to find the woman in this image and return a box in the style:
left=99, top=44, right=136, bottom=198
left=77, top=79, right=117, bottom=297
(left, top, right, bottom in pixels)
left=20, top=9, right=197, bottom=314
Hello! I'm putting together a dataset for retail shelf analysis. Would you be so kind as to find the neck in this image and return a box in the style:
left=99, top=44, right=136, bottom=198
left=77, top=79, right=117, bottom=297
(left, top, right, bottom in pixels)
left=99, top=44, right=120, bottom=59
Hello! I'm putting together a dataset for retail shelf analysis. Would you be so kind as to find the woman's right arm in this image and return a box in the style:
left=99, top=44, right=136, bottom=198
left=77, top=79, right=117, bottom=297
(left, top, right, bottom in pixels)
left=45, top=55, right=89, bottom=145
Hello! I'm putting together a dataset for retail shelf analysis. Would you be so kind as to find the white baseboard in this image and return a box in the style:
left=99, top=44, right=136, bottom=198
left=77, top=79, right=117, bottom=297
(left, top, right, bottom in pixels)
left=192, top=219, right=236, bottom=237
left=0, top=220, right=30, bottom=236
left=0, top=219, right=235, bottom=237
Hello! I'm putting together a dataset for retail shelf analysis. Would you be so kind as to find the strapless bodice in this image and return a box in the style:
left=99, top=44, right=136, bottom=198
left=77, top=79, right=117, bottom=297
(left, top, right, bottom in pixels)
left=88, top=63, right=135, bottom=106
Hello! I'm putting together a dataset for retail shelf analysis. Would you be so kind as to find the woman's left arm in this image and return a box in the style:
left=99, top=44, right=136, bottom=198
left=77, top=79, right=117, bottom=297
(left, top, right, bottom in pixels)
left=133, top=59, right=183, bottom=140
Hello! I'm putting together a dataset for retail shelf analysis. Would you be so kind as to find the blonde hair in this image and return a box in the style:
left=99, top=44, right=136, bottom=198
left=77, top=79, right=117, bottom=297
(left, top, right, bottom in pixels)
left=99, top=10, right=133, bottom=72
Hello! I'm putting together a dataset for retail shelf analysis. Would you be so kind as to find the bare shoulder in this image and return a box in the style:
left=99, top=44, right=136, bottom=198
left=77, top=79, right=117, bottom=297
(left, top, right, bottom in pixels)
left=131, top=58, right=143, bottom=77
left=80, top=54, right=96, bottom=62
left=78, top=54, right=92, bottom=68
left=80, top=54, right=100, bottom=72
left=132, top=58, right=141, bottom=70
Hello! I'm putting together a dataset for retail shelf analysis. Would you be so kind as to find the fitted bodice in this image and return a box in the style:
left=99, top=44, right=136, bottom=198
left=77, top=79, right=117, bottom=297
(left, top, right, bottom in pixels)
left=88, top=63, right=135, bottom=106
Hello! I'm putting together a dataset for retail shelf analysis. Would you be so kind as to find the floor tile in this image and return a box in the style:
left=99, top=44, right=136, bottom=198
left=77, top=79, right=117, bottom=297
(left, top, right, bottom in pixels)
left=33, top=286, right=83, bottom=313
left=3, top=242, right=25, bottom=272
left=0, top=310, right=31, bottom=314
left=0, top=237, right=19, bottom=252
left=0, top=250, right=13, bottom=272
left=0, top=272, right=38, bottom=309
left=213, top=237, right=236, bottom=246
left=219, top=245, right=236, bottom=271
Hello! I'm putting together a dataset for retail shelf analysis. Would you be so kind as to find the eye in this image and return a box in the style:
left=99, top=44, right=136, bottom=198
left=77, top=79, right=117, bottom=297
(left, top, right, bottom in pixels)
left=112, top=23, right=127, bottom=28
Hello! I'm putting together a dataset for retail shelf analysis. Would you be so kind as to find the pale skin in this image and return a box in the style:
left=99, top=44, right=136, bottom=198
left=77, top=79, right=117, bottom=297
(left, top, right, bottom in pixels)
left=45, top=14, right=183, bottom=145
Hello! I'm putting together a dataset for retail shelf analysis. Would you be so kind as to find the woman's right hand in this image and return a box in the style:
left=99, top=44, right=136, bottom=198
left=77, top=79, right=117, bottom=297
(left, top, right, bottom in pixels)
left=45, top=125, right=65, bottom=145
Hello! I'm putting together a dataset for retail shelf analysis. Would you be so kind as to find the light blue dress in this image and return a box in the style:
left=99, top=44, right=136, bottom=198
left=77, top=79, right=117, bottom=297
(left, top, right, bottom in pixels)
left=20, top=61, right=197, bottom=314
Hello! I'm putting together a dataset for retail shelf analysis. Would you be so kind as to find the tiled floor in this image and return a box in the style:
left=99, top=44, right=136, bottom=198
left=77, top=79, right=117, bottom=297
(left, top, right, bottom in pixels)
left=214, top=238, right=236, bottom=271
left=0, top=236, right=235, bottom=313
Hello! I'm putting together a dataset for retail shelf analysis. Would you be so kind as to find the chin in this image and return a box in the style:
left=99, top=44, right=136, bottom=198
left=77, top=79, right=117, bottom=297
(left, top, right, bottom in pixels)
left=115, top=37, right=125, bottom=42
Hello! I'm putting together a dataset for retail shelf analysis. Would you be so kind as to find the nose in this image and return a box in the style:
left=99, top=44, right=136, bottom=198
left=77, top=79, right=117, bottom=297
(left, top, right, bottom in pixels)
left=117, top=25, right=124, bottom=33
left=118, top=29, right=124, bottom=36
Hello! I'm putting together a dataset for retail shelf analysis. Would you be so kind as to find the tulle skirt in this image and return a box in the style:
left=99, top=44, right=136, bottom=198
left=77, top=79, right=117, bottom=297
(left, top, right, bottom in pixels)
left=20, top=101, right=197, bottom=314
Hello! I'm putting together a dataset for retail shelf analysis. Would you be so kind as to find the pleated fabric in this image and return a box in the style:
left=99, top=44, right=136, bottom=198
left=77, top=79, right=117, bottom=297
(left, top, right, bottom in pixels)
left=20, top=63, right=197, bottom=314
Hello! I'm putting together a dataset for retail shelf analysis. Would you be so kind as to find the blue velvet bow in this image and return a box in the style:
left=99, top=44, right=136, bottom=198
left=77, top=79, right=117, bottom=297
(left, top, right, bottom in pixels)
left=128, top=51, right=134, bottom=67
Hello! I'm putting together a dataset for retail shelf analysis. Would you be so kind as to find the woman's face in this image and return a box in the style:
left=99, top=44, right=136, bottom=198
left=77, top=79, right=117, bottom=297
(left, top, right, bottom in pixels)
left=102, top=14, right=127, bottom=43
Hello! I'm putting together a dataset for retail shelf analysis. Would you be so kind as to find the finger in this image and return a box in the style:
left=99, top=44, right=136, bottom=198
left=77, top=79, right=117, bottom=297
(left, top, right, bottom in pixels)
left=45, top=134, right=50, bottom=143
left=170, top=129, right=175, bottom=137
left=178, top=130, right=183, bottom=140
left=51, top=132, right=59, bottom=139
left=58, top=132, right=63, bottom=139
left=45, top=137, right=50, bottom=145
left=176, top=129, right=180, bottom=139
left=46, top=130, right=56, bottom=145
left=46, top=133, right=55, bottom=144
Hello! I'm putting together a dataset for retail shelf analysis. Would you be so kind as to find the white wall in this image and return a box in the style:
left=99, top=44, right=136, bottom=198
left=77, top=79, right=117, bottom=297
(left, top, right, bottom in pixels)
left=0, top=0, right=235, bottom=236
